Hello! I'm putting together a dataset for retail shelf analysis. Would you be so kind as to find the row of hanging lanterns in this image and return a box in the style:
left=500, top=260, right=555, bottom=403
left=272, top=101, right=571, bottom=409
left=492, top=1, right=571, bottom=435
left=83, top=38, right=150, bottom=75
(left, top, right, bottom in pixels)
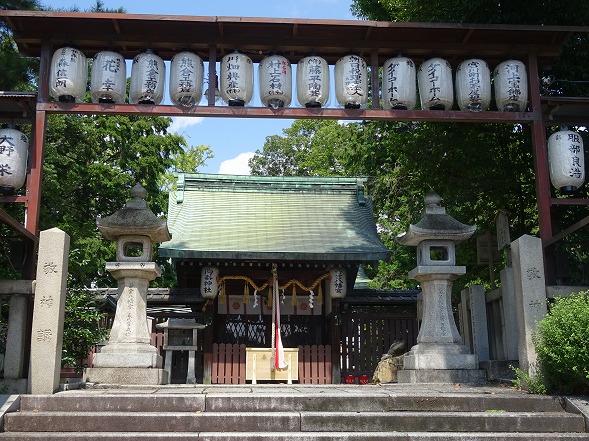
left=48, top=46, right=528, bottom=111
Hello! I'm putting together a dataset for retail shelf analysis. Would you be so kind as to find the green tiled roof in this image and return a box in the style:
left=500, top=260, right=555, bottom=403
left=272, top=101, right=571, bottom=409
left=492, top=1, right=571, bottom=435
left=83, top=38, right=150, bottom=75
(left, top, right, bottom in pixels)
left=159, top=174, right=390, bottom=262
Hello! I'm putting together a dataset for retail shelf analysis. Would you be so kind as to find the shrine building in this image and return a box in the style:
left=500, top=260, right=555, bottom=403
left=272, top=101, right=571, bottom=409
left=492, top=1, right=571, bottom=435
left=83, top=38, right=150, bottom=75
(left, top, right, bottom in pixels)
left=157, top=173, right=413, bottom=384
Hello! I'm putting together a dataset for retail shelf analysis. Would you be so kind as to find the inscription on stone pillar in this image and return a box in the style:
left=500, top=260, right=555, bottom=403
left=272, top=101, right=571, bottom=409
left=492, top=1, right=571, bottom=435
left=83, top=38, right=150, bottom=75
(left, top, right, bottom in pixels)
left=30, top=228, right=70, bottom=394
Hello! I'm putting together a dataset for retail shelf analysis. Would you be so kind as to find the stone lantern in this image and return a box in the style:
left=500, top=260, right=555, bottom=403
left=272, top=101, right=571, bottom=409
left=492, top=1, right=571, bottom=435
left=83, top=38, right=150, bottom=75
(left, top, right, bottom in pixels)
left=85, top=183, right=170, bottom=385
left=396, top=192, right=486, bottom=384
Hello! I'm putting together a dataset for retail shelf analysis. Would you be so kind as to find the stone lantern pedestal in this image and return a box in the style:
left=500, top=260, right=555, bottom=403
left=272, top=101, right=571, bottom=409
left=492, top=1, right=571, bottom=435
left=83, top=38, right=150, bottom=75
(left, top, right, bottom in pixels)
left=396, top=193, right=486, bottom=384
left=85, top=184, right=170, bottom=385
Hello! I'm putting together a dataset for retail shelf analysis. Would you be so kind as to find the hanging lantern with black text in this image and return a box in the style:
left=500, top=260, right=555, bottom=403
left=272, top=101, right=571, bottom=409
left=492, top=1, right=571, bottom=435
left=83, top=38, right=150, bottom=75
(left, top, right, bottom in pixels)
left=329, top=268, right=347, bottom=299
left=259, top=54, right=292, bottom=108
left=417, top=57, right=453, bottom=110
left=334, top=54, right=368, bottom=109
left=455, top=59, right=491, bottom=112
left=200, top=267, right=219, bottom=299
left=494, top=60, right=528, bottom=112
left=382, top=56, right=417, bottom=110
left=49, top=46, right=88, bottom=103
left=548, top=127, right=585, bottom=194
left=0, top=126, right=28, bottom=194
left=129, top=49, right=165, bottom=105
left=169, top=51, right=204, bottom=108
left=296, top=55, right=329, bottom=108
left=220, top=51, right=254, bottom=106
left=90, top=50, right=126, bottom=104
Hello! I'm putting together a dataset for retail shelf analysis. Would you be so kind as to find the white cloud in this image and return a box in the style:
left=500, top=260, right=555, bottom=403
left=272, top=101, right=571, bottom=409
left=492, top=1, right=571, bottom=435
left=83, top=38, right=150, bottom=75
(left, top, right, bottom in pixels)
left=169, top=116, right=204, bottom=134
left=218, top=152, right=255, bottom=175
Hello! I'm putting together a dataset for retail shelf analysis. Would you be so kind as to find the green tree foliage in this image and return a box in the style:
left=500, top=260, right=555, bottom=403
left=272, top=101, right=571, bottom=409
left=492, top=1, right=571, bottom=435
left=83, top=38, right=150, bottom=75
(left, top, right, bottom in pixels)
left=62, top=287, right=109, bottom=373
left=0, top=0, right=40, bottom=90
left=346, top=1, right=589, bottom=288
left=160, top=144, right=214, bottom=192
left=535, top=291, right=589, bottom=395
left=249, top=119, right=349, bottom=176
left=41, top=113, right=197, bottom=288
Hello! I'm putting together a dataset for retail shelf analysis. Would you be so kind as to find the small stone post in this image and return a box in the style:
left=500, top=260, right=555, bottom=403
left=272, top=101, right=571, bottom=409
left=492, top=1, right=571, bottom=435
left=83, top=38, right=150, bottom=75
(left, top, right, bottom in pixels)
left=468, top=285, right=490, bottom=363
left=85, top=184, right=170, bottom=385
left=29, top=228, right=70, bottom=394
left=396, top=193, right=486, bottom=384
left=4, top=294, right=28, bottom=379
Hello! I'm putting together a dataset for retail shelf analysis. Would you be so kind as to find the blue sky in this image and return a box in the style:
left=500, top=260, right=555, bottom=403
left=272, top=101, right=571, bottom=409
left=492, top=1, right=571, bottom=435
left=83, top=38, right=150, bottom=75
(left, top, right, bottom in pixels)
left=44, top=0, right=358, bottom=174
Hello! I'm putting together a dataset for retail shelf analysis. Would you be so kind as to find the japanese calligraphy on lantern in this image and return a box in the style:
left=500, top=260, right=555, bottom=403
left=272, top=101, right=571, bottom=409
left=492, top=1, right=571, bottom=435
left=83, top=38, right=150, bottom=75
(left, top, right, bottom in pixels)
left=382, top=56, right=416, bottom=110
left=494, top=60, right=528, bottom=112
left=297, top=55, right=329, bottom=108
left=418, top=57, right=453, bottom=110
left=329, top=269, right=347, bottom=298
left=91, top=51, right=126, bottom=104
left=129, top=49, right=165, bottom=104
left=335, top=54, right=367, bottom=108
left=220, top=51, right=254, bottom=106
left=259, top=54, right=292, bottom=108
left=200, top=267, right=219, bottom=299
left=456, top=59, right=491, bottom=112
left=170, top=51, right=203, bottom=107
left=49, top=46, right=88, bottom=102
left=548, top=128, right=585, bottom=193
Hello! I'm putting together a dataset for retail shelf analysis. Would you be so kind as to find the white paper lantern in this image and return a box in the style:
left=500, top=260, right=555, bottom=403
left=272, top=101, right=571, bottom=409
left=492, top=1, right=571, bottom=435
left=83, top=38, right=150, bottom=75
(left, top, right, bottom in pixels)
left=129, top=49, right=165, bottom=105
left=90, top=50, right=126, bottom=104
left=49, top=46, right=88, bottom=103
left=296, top=55, right=330, bottom=108
left=417, top=57, right=454, bottom=110
left=548, top=128, right=585, bottom=194
left=259, top=54, right=292, bottom=108
left=455, top=59, right=491, bottom=112
left=200, top=267, right=219, bottom=299
left=334, top=54, right=368, bottom=109
left=382, top=56, right=417, bottom=110
left=169, top=51, right=204, bottom=107
left=0, top=127, right=28, bottom=194
left=329, top=269, right=347, bottom=299
left=220, top=51, right=254, bottom=106
left=494, top=60, right=528, bottom=112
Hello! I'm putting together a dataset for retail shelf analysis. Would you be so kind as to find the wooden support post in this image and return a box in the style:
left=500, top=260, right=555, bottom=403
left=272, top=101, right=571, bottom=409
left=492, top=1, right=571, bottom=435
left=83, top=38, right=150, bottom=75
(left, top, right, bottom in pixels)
left=527, top=51, right=556, bottom=283
left=208, top=45, right=217, bottom=106
left=371, top=50, right=380, bottom=110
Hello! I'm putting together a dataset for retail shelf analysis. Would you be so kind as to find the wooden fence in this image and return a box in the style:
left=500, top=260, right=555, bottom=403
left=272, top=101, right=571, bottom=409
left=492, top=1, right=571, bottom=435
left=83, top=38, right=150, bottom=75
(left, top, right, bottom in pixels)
left=340, top=313, right=418, bottom=379
left=211, top=343, right=332, bottom=384
left=212, top=343, right=247, bottom=384
left=297, top=344, right=331, bottom=384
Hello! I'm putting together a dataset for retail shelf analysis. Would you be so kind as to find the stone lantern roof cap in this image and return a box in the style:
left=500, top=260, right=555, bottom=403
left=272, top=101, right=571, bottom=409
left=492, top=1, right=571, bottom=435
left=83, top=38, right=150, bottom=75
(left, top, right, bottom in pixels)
left=396, top=192, right=476, bottom=246
left=97, top=183, right=171, bottom=243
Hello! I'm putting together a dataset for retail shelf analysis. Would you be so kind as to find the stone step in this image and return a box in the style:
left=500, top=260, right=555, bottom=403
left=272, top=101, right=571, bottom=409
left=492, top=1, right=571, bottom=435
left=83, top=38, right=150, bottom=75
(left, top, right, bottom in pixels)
left=0, top=432, right=589, bottom=440
left=4, top=410, right=586, bottom=434
left=204, top=392, right=567, bottom=413
left=19, top=392, right=567, bottom=413
left=20, top=394, right=206, bottom=412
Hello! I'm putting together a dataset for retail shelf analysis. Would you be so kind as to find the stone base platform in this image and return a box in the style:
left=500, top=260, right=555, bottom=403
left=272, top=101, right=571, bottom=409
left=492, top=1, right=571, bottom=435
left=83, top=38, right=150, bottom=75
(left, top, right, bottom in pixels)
left=84, top=367, right=168, bottom=385
left=480, top=360, right=519, bottom=382
left=397, top=368, right=487, bottom=385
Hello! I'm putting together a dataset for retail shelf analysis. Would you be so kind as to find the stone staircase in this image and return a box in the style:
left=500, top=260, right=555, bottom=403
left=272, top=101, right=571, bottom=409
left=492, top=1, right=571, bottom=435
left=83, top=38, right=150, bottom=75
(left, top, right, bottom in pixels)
left=0, top=385, right=587, bottom=440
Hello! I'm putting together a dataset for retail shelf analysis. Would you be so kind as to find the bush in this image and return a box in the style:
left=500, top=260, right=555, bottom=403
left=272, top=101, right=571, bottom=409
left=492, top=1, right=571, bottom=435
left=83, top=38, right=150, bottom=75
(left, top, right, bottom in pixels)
left=62, top=289, right=109, bottom=374
left=511, top=364, right=547, bottom=394
left=535, top=291, right=589, bottom=395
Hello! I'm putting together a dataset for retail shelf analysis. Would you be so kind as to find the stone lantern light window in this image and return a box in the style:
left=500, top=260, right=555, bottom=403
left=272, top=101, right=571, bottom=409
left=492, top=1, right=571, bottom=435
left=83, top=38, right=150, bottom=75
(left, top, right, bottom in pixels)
left=418, top=240, right=455, bottom=266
